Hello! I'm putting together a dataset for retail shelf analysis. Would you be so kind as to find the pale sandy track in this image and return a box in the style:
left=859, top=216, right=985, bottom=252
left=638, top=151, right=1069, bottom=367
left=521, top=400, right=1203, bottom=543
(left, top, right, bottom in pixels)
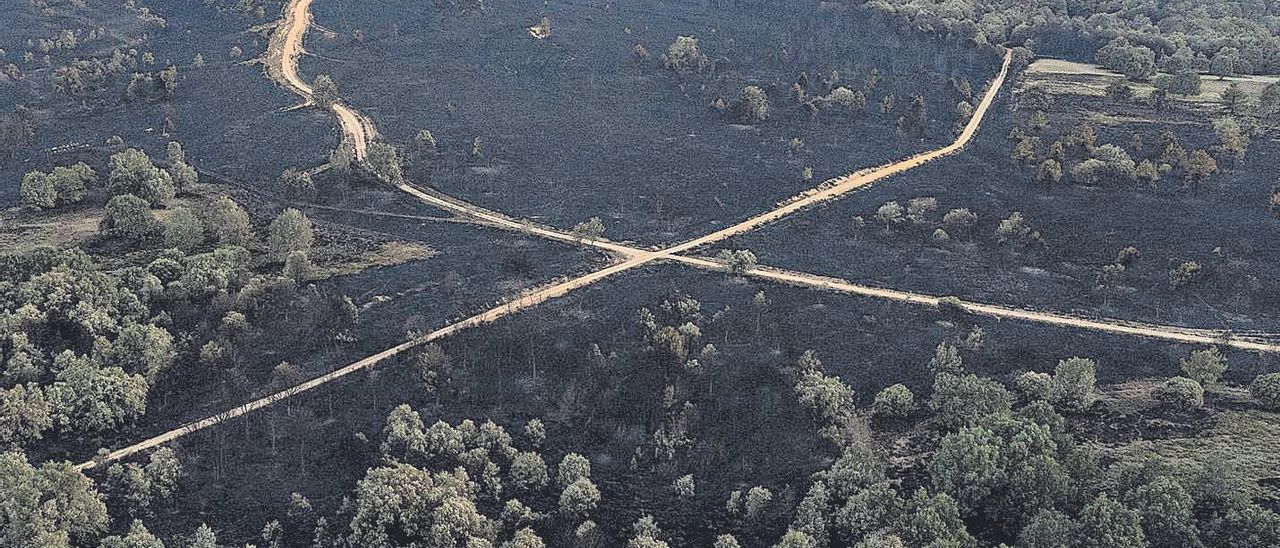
left=75, top=3, right=1274, bottom=470
left=265, top=0, right=373, bottom=159
left=667, top=255, right=1280, bottom=354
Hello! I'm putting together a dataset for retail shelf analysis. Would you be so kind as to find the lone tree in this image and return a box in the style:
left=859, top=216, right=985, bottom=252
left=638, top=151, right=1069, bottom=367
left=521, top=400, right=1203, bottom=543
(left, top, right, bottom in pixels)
left=571, top=217, right=605, bottom=242
left=279, top=168, right=316, bottom=196
left=268, top=208, right=314, bottom=261
left=1180, top=347, right=1227, bottom=386
left=312, top=74, right=339, bottom=106
left=205, top=195, right=252, bottom=245
left=732, top=86, right=769, bottom=122
left=1051, top=357, right=1097, bottom=411
left=715, top=249, right=757, bottom=274
left=662, top=36, right=709, bottom=72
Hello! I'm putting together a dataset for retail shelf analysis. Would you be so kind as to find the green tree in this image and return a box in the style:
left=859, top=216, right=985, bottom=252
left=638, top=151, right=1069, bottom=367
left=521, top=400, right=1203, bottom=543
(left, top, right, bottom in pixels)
left=279, top=168, right=315, bottom=196
left=163, top=207, right=204, bottom=251
left=166, top=142, right=197, bottom=192
left=733, top=86, right=769, bottom=122
left=772, top=530, right=817, bottom=548
left=92, top=322, right=175, bottom=383
left=930, top=373, right=1011, bottom=427
left=662, top=36, right=709, bottom=72
left=1105, top=79, right=1134, bottom=101
left=46, top=359, right=148, bottom=433
left=1206, top=504, right=1280, bottom=547
left=715, top=249, right=757, bottom=274
left=100, top=519, right=164, bottom=548
left=872, top=384, right=914, bottom=418
left=876, top=201, right=903, bottom=231
left=1169, top=261, right=1203, bottom=289
left=365, top=142, right=404, bottom=183
left=0, top=384, right=53, bottom=444
left=1018, top=510, right=1078, bottom=548
left=102, top=194, right=158, bottom=241
left=557, top=453, right=591, bottom=488
left=0, top=451, right=108, bottom=546
left=189, top=524, right=218, bottom=548
left=794, top=370, right=855, bottom=425
left=1077, top=494, right=1147, bottom=548
left=930, top=426, right=1003, bottom=515
left=713, top=534, right=741, bottom=548
left=1051, top=357, right=1097, bottom=411
left=502, top=528, right=545, bottom=548
left=1015, top=371, right=1054, bottom=401
left=347, top=464, right=495, bottom=547
left=559, top=477, right=600, bottom=518
left=928, top=341, right=963, bottom=375
left=1155, top=377, right=1203, bottom=411
left=1097, top=39, right=1156, bottom=80
left=1127, top=476, right=1202, bottom=548
left=571, top=217, right=605, bottom=242
left=1221, top=82, right=1246, bottom=112
left=1251, top=372, right=1280, bottom=410
left=267, top=208, right=314, bottom=261
left=204, top=196, right=251, bottom=245
left=146, top=447, right=182, bottom=499
left=1180, top=347, right=1227, bottom=386
left=1181, top=150, right=1217, bottom=188
left=108, top=148, right=174, bottom=205
left=1210, top=47, right=1240, bottom=78
left=312, top=74, right=339, bottom=106
left=20, top=171, right=57, bottom=209
left=509, top=451, right=548, bottom=492
left=894, top=489, right=975, bottom=547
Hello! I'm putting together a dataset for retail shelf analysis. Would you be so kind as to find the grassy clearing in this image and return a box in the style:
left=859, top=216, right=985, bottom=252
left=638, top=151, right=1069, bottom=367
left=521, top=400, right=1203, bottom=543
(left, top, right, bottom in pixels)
left=1026, top=57, right=1279, bottom=106
left=0, top=206, right=103, bottom=250
left=1105, top=391, right=1280, bottom=502
left=314, top=240, right=436, bottom=278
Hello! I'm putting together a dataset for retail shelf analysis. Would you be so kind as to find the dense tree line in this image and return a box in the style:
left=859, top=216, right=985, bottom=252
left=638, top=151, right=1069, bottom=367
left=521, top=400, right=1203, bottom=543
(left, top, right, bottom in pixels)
left=854, top=0, right=1280, bottom=75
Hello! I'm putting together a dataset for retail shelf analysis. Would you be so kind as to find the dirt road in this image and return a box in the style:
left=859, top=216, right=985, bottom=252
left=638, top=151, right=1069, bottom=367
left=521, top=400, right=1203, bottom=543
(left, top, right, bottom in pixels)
left=76, top=3, right=1273, bottom=470
left=265, top=0, right=373, bottom=159
left=668, top=255, right=1280, bottom=353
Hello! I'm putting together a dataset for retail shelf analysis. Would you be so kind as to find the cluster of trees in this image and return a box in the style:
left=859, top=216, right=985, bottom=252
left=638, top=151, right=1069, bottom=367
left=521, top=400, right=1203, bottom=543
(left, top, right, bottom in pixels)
left=283, top=404, right=603, bottom=547
left=124, top=64, right=179, bottom=102
left=1011, top=87, right=1236, bottom=190
left=1, top=446, right=188, bottom=547
left=6, top=147, right=336, bottom=451
left=861, top=196, right=987, bottom=247
left=858, top=0, right=1280, bottom=75
left=50, top=46, right=173, bottom=98
left=20, top=162, right=97, bottom=209
left=0, top=246, right=168, bottom=445
left=767, top=332, right=1280, bottom=547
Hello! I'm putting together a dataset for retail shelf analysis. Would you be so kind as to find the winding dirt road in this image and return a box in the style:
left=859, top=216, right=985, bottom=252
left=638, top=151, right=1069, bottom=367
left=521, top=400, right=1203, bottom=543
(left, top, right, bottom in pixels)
left=266, top=0, right=373, bottom=159
left=74, top=2, right=1280, bottom=470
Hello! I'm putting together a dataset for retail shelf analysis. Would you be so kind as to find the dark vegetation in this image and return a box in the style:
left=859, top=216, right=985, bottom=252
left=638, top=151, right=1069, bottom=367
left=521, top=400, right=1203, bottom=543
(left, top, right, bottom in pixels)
left=0, top=0, right=332, bottom=204
left=300, top=0, right=996, bottom=243
left=715, top=60, right=1280, bottom=333
left=84, top=265, right=1280, bottom=547
left=4, top=0, right=1280, bottom=546
left=860, top=0, right=1280, bottom=76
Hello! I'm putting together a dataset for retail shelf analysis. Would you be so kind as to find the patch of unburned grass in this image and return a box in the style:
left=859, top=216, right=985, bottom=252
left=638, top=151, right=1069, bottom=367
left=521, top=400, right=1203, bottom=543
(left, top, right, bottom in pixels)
left=1106, top=406, right=1280, bottom=502
left=1026, top=57, right=1279, bottom=107
left=0, top=206, right=103, bottom=250
left=314, top=240, right=436, bottom=279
